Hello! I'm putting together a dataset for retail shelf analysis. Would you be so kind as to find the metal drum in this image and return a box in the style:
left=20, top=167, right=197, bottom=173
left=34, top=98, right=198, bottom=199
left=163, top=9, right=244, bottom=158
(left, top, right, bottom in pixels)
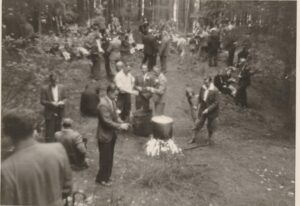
left=151, top=115, right=173, bottom=140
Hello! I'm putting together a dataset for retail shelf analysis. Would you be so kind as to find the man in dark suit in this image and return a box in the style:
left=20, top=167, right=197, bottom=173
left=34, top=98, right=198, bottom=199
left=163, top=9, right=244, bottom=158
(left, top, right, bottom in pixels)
left=80, top=84, right=100, bottom=117
left=207, top=34, right=220, bottom=67
left=55, top=118, right=88, bottom=171
left=40, top=73, right=67, bottom=142
left=134, top=64, right=154, bottom=111
left=142, top=30, right=159, bottom=71
left=95, top=83, right=129, bottom=186
left=189, top=77, right=219, bottom=145
left=1, top=109, right=72, bottom=205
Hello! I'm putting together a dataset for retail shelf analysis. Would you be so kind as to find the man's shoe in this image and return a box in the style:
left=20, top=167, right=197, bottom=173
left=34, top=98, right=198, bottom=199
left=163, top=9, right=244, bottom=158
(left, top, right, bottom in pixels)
left=96, top=181, right=112, bottom=187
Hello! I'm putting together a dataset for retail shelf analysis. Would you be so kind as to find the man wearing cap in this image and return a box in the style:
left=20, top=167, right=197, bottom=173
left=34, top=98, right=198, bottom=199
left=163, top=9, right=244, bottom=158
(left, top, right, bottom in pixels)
left=114, top=63, right=138, bottom=121
left=55, top=118, right=88, bottom=170
left=40, top=73, right=67, bottom=142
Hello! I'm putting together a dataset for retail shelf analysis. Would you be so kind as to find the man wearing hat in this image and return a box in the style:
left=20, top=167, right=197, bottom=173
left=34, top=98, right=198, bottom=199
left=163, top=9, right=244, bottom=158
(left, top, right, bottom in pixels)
left=55, top=118, right=88, bottom=170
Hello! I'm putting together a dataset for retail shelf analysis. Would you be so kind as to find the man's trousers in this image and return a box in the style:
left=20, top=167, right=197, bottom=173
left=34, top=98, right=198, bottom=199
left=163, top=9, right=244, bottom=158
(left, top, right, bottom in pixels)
left=96, top=136, right=116, bottom=182
left=117, top=93, right=131, bottom=121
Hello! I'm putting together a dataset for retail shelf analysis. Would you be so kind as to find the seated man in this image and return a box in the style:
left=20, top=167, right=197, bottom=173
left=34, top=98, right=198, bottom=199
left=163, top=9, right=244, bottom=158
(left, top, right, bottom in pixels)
left=80, top=84, right=100, bottom=117
left=214, top=67, right=236, bottom=96
left=55, top=118, right=88, bottom=171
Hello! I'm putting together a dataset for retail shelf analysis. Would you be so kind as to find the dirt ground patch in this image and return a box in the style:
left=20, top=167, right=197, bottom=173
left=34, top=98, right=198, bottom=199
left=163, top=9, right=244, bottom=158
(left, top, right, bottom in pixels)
left=49, top=50, right=294, bottom=206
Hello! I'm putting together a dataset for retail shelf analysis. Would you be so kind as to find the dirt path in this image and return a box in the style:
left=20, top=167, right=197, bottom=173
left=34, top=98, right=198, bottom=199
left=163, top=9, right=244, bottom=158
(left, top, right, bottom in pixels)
left=63, top=51, right=294, bottom=206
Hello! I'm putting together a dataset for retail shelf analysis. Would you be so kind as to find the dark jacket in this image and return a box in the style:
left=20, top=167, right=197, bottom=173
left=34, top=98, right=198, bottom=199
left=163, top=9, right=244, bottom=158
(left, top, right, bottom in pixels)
left=207, top=35, right=220, bottom=54
left=142, top=34, right=159, bottom=55
left=96, top=96, right=121, bottom=143
left=80, top=88, right=99, bottom=116
left=159, top=36, right=170, bottom=57
left=55, top=129, right=87, bottom=167
left=40, top=84, right=66, bottom=119
left=135, top=72, right=154, bottom=99
left=198, top=85, right=219, bottom=119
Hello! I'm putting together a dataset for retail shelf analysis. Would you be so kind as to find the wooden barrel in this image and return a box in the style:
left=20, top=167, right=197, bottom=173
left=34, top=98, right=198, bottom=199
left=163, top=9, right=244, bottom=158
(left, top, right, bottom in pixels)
left=132, top=110, right=153, bottom=137
left=151, top=115, right=173, bottom=140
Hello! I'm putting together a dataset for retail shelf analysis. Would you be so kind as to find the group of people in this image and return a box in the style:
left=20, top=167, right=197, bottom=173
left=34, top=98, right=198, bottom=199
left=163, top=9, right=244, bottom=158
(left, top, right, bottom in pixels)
left=1, top=16, right=258, bottom=206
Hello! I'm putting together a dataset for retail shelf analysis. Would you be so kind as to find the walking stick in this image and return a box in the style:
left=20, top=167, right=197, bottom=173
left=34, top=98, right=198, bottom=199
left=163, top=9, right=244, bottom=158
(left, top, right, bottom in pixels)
left=185, top=86, right=197, bottom=122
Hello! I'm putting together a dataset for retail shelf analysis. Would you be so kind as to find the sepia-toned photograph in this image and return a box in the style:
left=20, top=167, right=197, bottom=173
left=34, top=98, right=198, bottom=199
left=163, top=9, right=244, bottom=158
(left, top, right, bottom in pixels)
left=1, top=0, right=296, bottom=205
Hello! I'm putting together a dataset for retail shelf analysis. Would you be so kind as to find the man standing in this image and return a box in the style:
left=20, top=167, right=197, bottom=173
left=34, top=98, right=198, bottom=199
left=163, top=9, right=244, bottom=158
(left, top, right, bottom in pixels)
left=135, top=64, right=154, bottom=111
left=96, top=83, right=130, bottom=186
left=55, top=118, right=88, bottom=170
left=159, top=31, right=170, bottom=73
left=235, top=61, right=257, bottom=108
left=142, top=30, right=159, bottom=71
left=40, top=73, right=67, bottom=142
left=102, top=34, right=113, bottom=79
left=189, top=77, right=219, bottom=145
left=1, top=109, right=72, bottom=205
left=207, top=32, right=220, bottom=67
left=147, top=66, right=167, bottom=115
left=108, top=35, right=122, bottom=75
left=226, top=40, right=237, bottom=66
left=115, top=63, right=137, bottom=121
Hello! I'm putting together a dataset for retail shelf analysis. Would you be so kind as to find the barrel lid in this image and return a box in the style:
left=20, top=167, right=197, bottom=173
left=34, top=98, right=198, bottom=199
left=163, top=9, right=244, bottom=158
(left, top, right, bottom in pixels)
left=151, top=115, right=173, bottom=124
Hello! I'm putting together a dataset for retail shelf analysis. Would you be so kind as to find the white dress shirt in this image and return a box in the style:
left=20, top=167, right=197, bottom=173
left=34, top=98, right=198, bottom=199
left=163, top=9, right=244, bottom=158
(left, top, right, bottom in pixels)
left=114, top=70, right=135, bottom=94
left=51, top=85, right=59, bottom=102
left=203, top=83, right=215, bottom=102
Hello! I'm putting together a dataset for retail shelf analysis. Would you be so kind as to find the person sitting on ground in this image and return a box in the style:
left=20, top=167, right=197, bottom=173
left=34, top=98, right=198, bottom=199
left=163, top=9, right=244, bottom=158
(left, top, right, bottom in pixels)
left=55, top=118, right=88, bottom=171
left=1, top=109, right=72, bottom=205
left=214, top=67, right=237, bottom=97
left=80, top=84, right=100, bottom=117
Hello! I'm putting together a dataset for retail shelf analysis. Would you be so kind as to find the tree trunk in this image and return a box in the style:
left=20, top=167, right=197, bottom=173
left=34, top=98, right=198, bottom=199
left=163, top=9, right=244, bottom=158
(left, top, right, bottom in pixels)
left=77, top=0, right=85, bottom=25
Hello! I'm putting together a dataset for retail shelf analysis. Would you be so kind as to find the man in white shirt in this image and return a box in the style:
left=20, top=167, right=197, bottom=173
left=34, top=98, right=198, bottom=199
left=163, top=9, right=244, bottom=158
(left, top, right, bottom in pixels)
left=40, top=73, right=67, bottom=142
left=114, top=62, right=137, bottom=121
